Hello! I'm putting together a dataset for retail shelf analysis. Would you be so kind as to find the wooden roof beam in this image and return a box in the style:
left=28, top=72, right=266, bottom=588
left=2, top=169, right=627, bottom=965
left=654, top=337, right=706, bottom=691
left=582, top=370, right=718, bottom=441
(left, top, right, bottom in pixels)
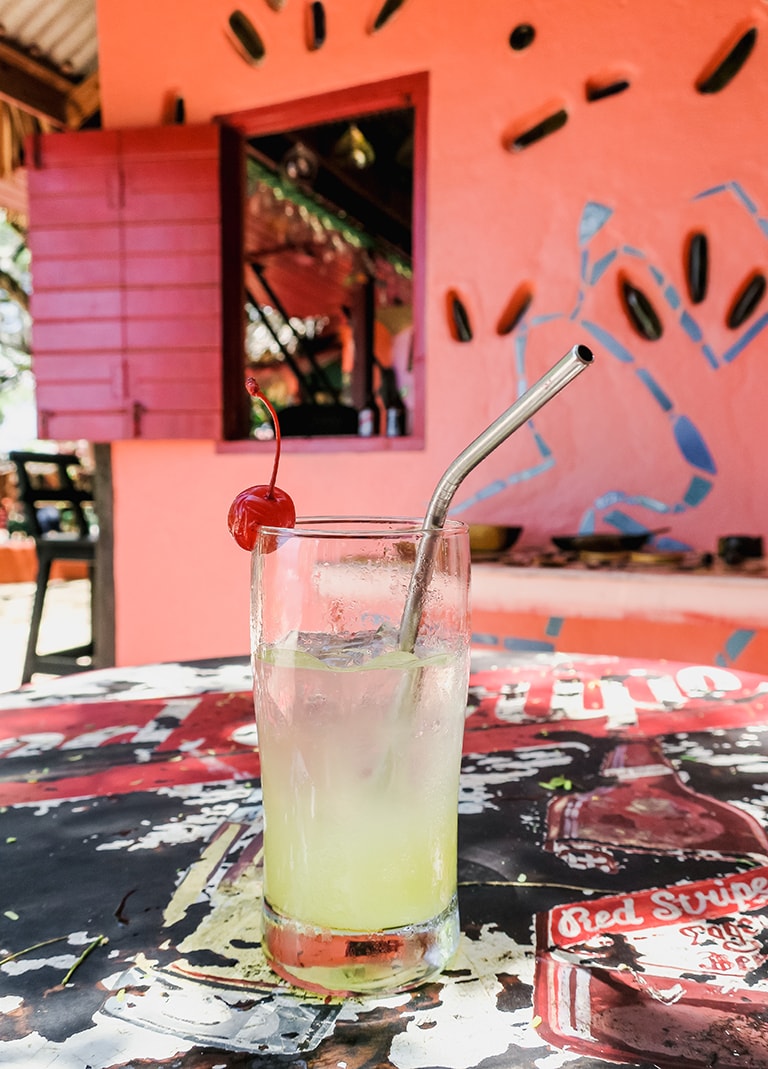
left=65, top=71, right=100, bottom=128
left=0, top=40, right=83, bottom=127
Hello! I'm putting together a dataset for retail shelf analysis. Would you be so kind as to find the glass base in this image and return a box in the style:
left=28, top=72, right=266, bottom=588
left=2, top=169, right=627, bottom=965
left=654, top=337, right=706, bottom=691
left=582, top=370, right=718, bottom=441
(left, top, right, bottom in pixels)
left=262, top=894, right=460, bottom=996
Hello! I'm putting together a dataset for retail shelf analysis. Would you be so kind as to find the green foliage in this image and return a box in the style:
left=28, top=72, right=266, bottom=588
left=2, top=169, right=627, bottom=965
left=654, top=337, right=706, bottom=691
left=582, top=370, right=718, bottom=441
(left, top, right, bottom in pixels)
left=0, top=211, right=32, bottom=426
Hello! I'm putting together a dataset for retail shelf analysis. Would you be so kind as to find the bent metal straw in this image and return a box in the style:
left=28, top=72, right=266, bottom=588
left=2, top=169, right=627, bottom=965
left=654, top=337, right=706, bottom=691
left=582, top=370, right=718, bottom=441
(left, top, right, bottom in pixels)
left=398, top=343, right=595, bottom=652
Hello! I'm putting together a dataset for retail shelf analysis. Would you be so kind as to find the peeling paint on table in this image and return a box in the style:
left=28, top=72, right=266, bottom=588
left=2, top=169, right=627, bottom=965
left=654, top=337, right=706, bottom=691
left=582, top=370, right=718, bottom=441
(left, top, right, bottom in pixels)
left=3, top=652, right=768, bottom=1067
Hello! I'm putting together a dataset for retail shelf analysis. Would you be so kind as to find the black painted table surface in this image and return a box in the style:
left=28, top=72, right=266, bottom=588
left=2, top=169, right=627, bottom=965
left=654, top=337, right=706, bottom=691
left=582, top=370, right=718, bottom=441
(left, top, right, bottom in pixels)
left=2, top=650, right=768, bottom=1068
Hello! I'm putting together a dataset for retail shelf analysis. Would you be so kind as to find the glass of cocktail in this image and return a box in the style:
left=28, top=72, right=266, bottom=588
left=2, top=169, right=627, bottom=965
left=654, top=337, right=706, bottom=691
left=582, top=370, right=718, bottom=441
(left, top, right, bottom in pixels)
left=251, top=516, right=471, bottom=996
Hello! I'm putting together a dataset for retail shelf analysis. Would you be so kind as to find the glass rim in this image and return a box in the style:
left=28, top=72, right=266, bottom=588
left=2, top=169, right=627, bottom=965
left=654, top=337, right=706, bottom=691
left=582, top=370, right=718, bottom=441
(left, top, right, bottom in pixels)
left=255, top=516, right=469, bottom=539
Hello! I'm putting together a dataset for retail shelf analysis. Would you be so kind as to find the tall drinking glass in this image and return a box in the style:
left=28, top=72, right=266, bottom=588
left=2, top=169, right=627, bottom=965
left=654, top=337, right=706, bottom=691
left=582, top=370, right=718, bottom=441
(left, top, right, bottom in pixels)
left=251, top=517, right=471, bottom=996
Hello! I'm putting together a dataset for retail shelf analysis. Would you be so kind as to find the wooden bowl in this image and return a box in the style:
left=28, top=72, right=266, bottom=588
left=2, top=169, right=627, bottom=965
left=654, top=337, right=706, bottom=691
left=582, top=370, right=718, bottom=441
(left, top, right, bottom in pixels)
left=469, top=525, right=523, bottom=553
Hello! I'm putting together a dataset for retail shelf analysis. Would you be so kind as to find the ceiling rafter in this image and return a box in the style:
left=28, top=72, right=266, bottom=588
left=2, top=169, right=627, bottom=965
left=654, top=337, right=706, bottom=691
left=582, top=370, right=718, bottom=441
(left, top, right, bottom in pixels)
left=0, top=39, right=97, bottom=128
left=65, top=70, right=100, bottom=129
left=0, top=51, right=99, bottom=191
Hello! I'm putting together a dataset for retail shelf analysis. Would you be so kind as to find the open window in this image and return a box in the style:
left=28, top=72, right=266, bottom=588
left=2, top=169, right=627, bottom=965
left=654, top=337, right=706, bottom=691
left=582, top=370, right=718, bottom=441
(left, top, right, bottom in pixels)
left=219, top=73, right=426, bottom=445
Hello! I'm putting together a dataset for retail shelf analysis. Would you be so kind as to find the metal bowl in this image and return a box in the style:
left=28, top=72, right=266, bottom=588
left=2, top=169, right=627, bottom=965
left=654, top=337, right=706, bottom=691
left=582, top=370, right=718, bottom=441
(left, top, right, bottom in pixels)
left=552, top=527, right=670, bottom=554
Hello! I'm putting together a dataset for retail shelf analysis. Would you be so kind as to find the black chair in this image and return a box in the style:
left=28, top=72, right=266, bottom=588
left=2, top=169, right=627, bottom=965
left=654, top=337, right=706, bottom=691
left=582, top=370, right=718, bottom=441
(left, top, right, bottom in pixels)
left=9, top=451, right=98, bottom=684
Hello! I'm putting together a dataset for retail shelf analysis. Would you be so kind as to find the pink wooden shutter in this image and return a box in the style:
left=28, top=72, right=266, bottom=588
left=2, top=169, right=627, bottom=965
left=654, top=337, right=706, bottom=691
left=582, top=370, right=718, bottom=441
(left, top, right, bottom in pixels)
left=27, top=129, right=127, bottom=440
left=26, top=123, right=234, bottom=440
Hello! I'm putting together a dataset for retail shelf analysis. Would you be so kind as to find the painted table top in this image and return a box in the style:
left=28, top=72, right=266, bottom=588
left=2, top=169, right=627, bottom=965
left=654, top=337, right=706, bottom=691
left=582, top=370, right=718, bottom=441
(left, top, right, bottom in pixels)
left=2, top=650, right=768, bottom=1068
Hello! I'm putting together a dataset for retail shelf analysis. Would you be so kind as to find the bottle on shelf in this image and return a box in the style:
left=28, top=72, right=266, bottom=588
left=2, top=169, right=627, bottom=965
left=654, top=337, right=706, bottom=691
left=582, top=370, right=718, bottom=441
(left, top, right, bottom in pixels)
left=379, top=366, right=407, bottom=437
left=357, top=389, right=381, bottom=437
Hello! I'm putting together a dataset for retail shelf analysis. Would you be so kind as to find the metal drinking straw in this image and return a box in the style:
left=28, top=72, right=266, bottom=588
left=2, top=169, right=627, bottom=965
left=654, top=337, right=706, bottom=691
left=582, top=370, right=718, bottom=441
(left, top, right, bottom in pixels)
left=398, top=343, right=595, bottom=652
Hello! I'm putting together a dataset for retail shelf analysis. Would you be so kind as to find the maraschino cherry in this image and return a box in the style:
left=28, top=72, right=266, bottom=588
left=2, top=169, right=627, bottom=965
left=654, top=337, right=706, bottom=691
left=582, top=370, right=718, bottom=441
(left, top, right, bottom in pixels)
left=228, top=378, right=296, bottom=551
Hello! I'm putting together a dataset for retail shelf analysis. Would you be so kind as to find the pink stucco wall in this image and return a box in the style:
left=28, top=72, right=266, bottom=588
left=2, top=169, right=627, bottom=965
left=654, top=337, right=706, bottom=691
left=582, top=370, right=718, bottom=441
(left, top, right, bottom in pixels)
left=94, top=0, right=768, bottom=666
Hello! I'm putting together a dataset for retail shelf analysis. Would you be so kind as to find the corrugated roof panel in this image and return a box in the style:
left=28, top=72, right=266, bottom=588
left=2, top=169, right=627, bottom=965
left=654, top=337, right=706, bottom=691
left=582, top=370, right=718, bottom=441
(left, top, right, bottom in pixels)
left=0, top=0, right=98, bottom=78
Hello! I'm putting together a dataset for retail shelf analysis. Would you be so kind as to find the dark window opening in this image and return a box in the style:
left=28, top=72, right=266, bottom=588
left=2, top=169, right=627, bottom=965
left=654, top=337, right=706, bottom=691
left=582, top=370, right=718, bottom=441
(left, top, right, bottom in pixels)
left=219, top=74, right=425, bottom=443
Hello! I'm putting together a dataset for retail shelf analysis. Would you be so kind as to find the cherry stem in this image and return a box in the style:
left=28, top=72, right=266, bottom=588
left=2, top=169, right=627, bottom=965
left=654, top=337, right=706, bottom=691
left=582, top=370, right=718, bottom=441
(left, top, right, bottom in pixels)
left=246, top=377, right=281, bottom=497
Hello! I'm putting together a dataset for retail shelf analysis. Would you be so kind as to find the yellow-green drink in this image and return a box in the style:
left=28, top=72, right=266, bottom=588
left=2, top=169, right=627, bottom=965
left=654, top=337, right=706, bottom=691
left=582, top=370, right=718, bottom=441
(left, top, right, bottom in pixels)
left=251, top=519, right=470, bottom=995
left=258, top=644, right=466, bottom=928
